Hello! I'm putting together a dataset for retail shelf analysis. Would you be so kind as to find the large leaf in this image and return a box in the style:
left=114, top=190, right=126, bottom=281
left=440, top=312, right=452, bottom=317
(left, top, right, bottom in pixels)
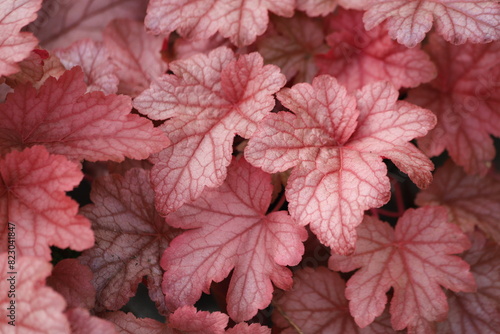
left=245, top=75, right=436, bottom=254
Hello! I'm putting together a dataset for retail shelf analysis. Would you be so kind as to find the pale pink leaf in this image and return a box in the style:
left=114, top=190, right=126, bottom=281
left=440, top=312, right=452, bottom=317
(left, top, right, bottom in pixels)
left=168, top=306, right=228, bottom=334
left=145, top=0, right=294, bottom=47
left=0, top=67, right=170, bottom=161
left=225, top=323, right=271, bottom=334
left=30, top=0, right=147, bottom=49
left=162, top=158, right=307, bottom=321
left=329, top=207, right=476, bottom=331
left=55, top=39, right=119, bottom=94
left=296, top=0, right=338, bottom=16
left=245, top=76, right=435, bottom=254
left=102, top=311, right=169, bottom=334
left=0, top=254, right=70, bottom=333
left=0, top=0, right=42, bottom=77
left=172, top=34, right=230, bottom=60
left=0, top=146, right=93, bottom=260
left=104, top=19, right=167, bottom=97
left=257, top=13, right=328, bottom=83
left=66, top=307, right=117, bottom=334
left=416, top=160, right=500, bottom=244
left=436, top=232, right=500, bottom=334
left=408, top=35, right=500, bottom=175
left=273, top=267, right=397, bottom=334
left=79, top=168, right=178, bottom=314
left=363, top=0, right=500, bottom=47
left=317, top=9, right=436, bottom=92
left=134, top=47, right=285, bottom=214
left=47, top=259, right=96, bottom=309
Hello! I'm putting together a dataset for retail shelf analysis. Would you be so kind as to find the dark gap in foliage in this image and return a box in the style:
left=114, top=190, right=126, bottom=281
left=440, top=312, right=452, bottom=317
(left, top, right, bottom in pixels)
left=121, top=281, right=166, bottom=322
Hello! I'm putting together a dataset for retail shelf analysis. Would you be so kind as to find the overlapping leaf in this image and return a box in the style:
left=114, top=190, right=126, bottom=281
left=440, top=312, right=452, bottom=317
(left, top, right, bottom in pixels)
left=0, top=146, right=93, bottom=260
left=134, top=47, right=286, bottom=214
left=245, top=75, right=436, bottom=254
left=162, top=158, right=307, bottom=321
left=66, top=307, right=117, bottom=334
left=329, top=207, right=476, bottom=332
left=363, top=0, right=500, bottom=47
left=145, top=0, right=294, bottom=47
left=408, top=35, right=500, bottom=175
left=0, top=67, right=170, bottom=161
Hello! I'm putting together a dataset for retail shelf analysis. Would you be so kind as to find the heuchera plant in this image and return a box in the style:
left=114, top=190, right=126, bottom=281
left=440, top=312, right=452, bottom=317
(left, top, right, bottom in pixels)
left=0, top=0, right=499, bottom=333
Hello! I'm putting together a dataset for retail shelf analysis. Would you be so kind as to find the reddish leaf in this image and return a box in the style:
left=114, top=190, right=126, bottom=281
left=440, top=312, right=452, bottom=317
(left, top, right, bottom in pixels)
left=104, top=19, right=167, bottom=97
left=172, top=34, right=230, bottom=61
left=245, top=75, right=436, bottom=254
left=329, top=207, right=476, bottom=331
left=416, top=160, right=500, bottom=244
left=134, top=47, right=285, bottom=214
left=0, top=67, right=170, bottom=161
left=4, top=49, right=48, bottom=87
left=317, top=9, right=436, bottom=92
left=47, top=259, right=96, bottom=309
left=437, top=232, right=500, bottom=334
left=407, top=35, right=500, bottom=175
left=66, top=307, right=117, bottom=334
left=0, top=0, right=42, bottom=77
left=225, top=323, right=271, bottom=334
left=79, top=168, right=178, bottom=314
left=55, top=39, right=119, bottom=94
left=168, top=306, right=228, bottom=334
left=30, top=0, right=147, bottom=49
left=363, top=0, right=500, bottom=47
left=0, top=254, right=70, bottom=333
left=162, top=158, right=307, bottom=321
left=103, top=311, right=169, bottom=334
left=273, top=267, right=397, bottom=334
left=257, top=13, right=328, bottom=83
left=145, top=0, right=294, bottom=47
left=0, top=146, right=93, bottom=260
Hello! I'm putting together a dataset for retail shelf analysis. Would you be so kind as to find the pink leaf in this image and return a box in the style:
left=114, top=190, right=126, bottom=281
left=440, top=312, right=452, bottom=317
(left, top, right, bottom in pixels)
left=407, top=35, right=500, bottom=175
left=145, top=0, right=294, bottom=47
left=4, top=49, right=48, bottom=87
left=162, top=158, right=307, bottom=321
left=169, top=306, right=228, bottom=334
left=225, top=323, right=271, bottom=334
left=47, top=259, right=96, bottom=309
left=436, top=232, right=500, bottom=334
left=317, top=9, right=436, bottom=92
left=55, top=39, right=119, bottom=94
left=134, top=47, right=285, bottom=214
left=257, top=13, right=328, bottom=83
left=273, top=267, right=392, bottom=334
left=0, top=146, right=93, bottom=260
left=296, top=0, right=338, bottom=17
left=416, top=160, right=500, bottom=244
left=329, top=207, right=476, bottom=331
left=79, top=168, right=178, bottom=314
left=0, top=254, right=70, bottom=333
left=363, top=0, right=500, bottom=47
left=102, top=311, right=169, bottom=334
left=29, top=0, right=147, bottom=49
left=0, top=67, right=170, bottom=161
left=66, top=307, right=117, bottom=334
left=0, top=0, right=42, bottom=77
left=104, top=19, right=167, bottom=97
left=245, top=75, right=436, bottom=254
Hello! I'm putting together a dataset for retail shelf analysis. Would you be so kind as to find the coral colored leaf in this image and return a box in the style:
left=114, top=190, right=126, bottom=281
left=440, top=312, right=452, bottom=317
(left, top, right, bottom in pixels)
left=30, top=0, right=147, bottom=49
left=47, top=259, right=96, bottom=309
left=329, top=207, right=476, bottom=331
left=257, top=13, right=328, bottom=83
left=273, top=267, right=398, bottom=334
left=0, top=0, right=42, bottom=77
left=416, top=160, right=500, bottom=244
left=225, top=323, right=271, bottom=334
left=168, top=306, right=228, bottom=334
left=104, top=19, right=167, bottom=97
left=103, top=311, right=169, bottom=334
left=363, top=0, right=500, bottom=47
left=436, top=232, right=500, bottom=334
left=55, top=39, right=119, bottom=94
left=0, top=146, right=93, bottom=260
left=0, top=67, right=170, bottom=161
left=317, top=9, right=436, bottom=92
left=134, top=47, right=285, bottom=214
left=79, top=168, right=178, bottom=314
left=0, top=254, right=70, bottom=333
left=408, top=35, right=500, bottom=175
left=145, top=0, right=294, bottom=47
left=245, top=75, right=436, bottom=254
left=66, top=307, right=117, bottom=334
left=161, top=158, right=307, bottom=322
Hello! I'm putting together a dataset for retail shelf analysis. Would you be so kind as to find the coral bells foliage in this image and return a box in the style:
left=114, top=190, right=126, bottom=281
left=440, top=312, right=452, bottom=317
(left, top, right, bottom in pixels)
left=1, top=0, right=500, bottom=333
